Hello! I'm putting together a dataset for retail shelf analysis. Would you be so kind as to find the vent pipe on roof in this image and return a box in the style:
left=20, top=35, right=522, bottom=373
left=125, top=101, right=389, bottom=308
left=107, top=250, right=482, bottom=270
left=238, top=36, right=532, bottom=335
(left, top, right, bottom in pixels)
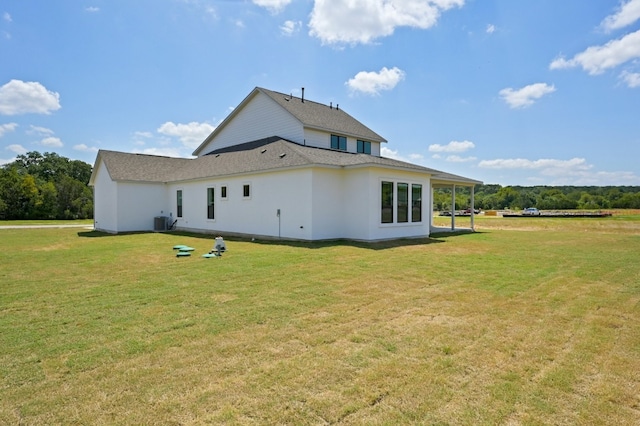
left=301, top=87, right=304, bottom=103
left=336, top=104, right=339, bottom=110
left=330, top=102, right=332, bottom=109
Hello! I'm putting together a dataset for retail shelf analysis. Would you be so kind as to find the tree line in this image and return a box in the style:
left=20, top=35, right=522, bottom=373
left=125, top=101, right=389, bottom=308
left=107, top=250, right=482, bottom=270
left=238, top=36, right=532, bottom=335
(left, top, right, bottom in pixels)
left=434, top=184, right=640, bottom=211
left=0, top=151, right=93, bottom=220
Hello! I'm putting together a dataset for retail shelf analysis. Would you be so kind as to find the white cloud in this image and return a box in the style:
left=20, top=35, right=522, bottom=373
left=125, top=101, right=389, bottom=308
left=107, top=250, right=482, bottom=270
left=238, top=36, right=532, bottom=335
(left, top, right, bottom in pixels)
left=252, top=0, right=292, bottom=14
left=73, top=144, right=99, bottom=153
left=280, top=20, right=301, bottom=36
left=479, top=157, right=640, bottom=185
left=346, top=66, right=405, bottom=95
left=381, top=147, right=429, bottom=165
left=0, top=80, right=61, bottom=115
left=479, top=157, right=590, bottom=171
left=309, top=0, right=464, bottom=45
left=486, top=24, right=495, bottom=34
left=429, top=140, right=475, bottom=153
left=0, top=142, right=23, bottom=166
left=85, top=7, right=100, bottom=13
left=40, top=136, right=63, bottom=148
left=6, top=144, right=26, bottom=155
left=3, top=12, right=11, bottom=22
left=157, top=121, right=215, bottom=148
left=26, top=125, right=54, bottom=136
left=133, top=131, right=153, bottom=139
left=620, top=70, right=640, bottom=87
left=134, top=147, right=189, bottom=158
left=446, top=155, right=477, bottom=162
left=499, top=83, right=556, bottom=109
left=550, top=29, right=640, bottom=75
left=180, top=0, right=217, bottom=20
left=600, top=0, right=640, bottom=32
left=0, top=122, right=18, bottom=137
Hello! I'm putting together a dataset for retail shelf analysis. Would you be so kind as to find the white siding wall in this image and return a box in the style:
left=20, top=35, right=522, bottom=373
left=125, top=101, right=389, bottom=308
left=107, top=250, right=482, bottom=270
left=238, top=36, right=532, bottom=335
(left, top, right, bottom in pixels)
left=309, top=168, right=345, bottom=240
left=93, top=161, right=118, bottom=233
left=170, top=166, right=432, bottom=241
left=303, top=128, right=330, bottom=149
left=341, top=168, right=375, bottom=240
left=197, top=93, right=304, bottom=155
left=170, top=169, right=314, bottom=240
left=115, top=182, right=167, bottom=232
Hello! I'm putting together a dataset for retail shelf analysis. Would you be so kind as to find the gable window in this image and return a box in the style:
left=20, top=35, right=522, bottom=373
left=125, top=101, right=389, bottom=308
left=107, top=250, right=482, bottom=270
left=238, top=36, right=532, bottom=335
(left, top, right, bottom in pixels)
left=397, top=183, right=409, bottom=223
left=381, top=181, right=394, bottom=223
left=176, top=190, right=183, bottom=218
left=221, top=185, right=227, bottom=199
left=357, top=140, right=371, bottom=154
left=207, top=187, right=215, bottom=220
left=412, top=184, right=422, bottom=222
left=331, top=134, right=347, bottom=151
left=243, top=183, right=251, bottom=198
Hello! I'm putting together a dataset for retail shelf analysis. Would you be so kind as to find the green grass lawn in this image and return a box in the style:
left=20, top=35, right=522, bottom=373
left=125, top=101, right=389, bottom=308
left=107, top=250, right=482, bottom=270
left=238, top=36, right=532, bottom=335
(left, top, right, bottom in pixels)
left=1, top=215, right=639, bottom=424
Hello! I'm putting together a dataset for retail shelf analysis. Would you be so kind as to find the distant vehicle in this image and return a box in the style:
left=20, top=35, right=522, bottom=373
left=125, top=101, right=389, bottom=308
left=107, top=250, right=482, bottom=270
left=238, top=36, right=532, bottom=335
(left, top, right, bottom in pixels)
left=439, top=211, right=452, bottom=216
left=523, top=207, right=541, bottom=216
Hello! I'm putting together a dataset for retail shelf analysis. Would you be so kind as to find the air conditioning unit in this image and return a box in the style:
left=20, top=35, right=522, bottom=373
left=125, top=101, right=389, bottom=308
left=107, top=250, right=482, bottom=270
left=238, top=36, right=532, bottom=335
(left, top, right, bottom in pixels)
left=154, top=216, right=169, bottom=231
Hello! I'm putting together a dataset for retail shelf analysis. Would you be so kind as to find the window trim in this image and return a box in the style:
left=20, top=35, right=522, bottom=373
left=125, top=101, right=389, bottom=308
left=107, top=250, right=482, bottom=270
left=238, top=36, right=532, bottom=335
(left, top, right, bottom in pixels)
left=220, top=185, right=228, bottom=200
left=242, top=183, right=251, bottom=199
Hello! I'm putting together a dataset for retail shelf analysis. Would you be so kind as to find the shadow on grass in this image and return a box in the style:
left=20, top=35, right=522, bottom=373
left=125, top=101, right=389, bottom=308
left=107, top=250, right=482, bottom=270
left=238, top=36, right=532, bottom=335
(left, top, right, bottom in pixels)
left=77, top=229, right=484, bottom=250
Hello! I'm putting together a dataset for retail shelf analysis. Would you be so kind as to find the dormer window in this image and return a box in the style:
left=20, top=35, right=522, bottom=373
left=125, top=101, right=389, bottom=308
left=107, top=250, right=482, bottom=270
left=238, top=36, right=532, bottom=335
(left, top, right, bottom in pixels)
left=357, top=140, right=371, bottom=154
left=331, top=134, right=347, bottom=151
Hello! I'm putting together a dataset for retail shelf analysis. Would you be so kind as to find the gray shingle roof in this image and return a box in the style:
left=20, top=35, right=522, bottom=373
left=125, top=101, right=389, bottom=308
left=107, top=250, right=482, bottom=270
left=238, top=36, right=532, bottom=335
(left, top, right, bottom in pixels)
left=258, top=88, right=387, bottom=143
left=92, top=138, right=481, bottom=186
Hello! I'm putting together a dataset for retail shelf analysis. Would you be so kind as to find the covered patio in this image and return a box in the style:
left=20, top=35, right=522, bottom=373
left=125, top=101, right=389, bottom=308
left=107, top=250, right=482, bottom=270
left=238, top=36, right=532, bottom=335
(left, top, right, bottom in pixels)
left=430, top=174, right=482, bottom=234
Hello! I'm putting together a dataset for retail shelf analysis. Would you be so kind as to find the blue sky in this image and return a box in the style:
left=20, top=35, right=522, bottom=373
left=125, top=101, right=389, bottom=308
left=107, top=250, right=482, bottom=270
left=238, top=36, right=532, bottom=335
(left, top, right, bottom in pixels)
left=1, top=0, right=639, bottom=186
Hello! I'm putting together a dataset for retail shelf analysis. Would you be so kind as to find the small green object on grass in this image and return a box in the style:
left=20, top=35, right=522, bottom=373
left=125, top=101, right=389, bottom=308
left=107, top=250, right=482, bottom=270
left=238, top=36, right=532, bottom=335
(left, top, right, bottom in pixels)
left=176, top=252, right=191, bottom=257
left=202, top=253, right=218, bottom=258
left=173, top=245, right=188, bottom=250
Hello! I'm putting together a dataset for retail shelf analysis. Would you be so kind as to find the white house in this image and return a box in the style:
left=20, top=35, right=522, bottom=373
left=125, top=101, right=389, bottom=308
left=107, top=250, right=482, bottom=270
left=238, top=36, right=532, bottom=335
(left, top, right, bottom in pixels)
left=89, top=87, right=481, bottom=241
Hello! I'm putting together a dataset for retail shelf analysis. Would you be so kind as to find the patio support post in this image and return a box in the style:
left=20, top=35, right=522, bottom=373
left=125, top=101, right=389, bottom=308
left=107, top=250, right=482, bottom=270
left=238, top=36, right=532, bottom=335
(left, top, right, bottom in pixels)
left=451, top=185, right=456, bottom=231
left=470, top=186, right=475, bottom=231
left=430, top=185, right=434, bottom=232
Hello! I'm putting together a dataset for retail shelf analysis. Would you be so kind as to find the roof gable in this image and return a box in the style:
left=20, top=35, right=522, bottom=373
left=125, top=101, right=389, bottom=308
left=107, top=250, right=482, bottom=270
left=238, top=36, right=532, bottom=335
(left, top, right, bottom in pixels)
left=192, top=87, right=386, bottom=156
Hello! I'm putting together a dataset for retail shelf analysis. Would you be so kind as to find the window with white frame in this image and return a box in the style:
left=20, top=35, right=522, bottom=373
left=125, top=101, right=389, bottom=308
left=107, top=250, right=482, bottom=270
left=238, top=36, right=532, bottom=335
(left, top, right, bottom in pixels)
left=381, top=180, right=423, bottom=224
